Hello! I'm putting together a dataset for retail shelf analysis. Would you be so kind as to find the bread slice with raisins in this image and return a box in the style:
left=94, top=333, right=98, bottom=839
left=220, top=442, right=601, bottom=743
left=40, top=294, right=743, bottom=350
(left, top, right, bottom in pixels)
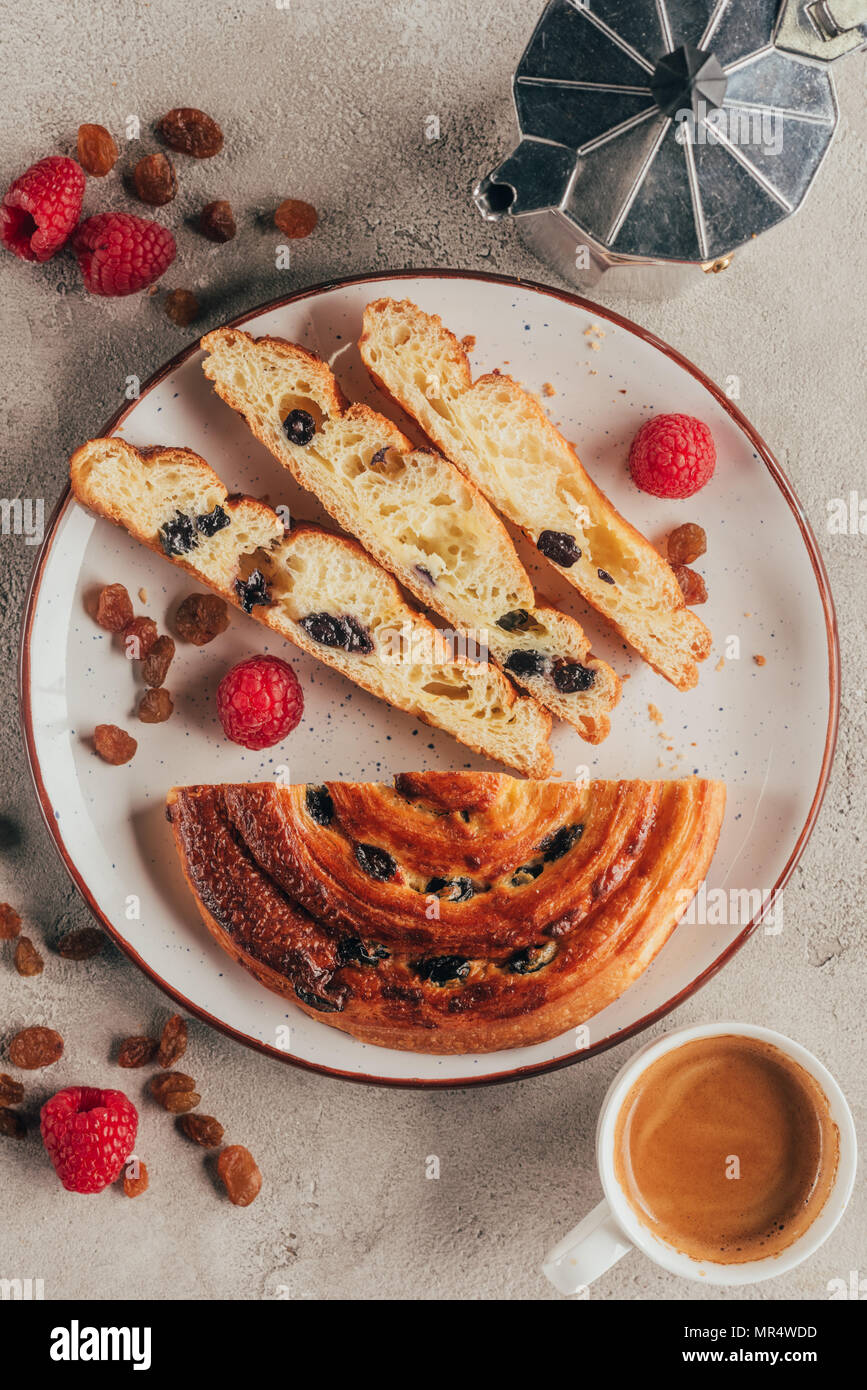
left=168, top=772, right=726, bottom=1053
left=69, top=437, right=554, bottom=778
left=200, top=327, right=621, bottom=743
left=359, top=298, right=712, bottom=691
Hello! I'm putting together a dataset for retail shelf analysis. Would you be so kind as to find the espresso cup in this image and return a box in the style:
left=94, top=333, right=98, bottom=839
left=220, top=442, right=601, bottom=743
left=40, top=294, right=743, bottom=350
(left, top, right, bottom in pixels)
left=542, top=1021, right=857, bottom=1291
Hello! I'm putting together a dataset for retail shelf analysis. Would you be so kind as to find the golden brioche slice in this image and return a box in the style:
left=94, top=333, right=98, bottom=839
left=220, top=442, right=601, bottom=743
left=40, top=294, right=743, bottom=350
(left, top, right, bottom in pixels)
left=69, top=438, right=554, bottom=777
left=359, top=298, right=712, bottom=691
left=200, top=327, right=621, bottom=743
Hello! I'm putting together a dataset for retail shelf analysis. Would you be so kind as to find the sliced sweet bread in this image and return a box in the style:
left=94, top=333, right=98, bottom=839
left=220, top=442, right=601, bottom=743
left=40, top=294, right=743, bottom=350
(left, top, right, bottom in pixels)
left=69, top=438, right=554, bottom=777
left=168, top=772, right=726, bottom=1053
left=200, top=327, right=621, bottom=743
left=359, top=298, right=713, bottom=691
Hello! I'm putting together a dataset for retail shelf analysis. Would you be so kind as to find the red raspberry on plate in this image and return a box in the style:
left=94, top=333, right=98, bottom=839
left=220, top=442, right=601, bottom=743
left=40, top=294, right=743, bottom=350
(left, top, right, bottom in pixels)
left=217, top=655, right=304, bottom=750
left=40, top=1086, right=138, bottom=1194
left=72, top=211, right=176, bottom=296
left=0, top=155, right=85, bottom=263
left=628, top=413, right=716, bottom=499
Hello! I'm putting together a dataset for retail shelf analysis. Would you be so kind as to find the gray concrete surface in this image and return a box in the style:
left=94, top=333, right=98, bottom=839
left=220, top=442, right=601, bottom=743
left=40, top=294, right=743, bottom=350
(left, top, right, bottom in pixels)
left=0, top=0, right=864, bottom=1301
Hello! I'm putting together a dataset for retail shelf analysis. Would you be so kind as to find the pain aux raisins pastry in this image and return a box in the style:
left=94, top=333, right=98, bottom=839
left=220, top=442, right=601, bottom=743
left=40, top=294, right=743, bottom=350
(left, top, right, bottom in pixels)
left=200, top=328, right=620, bottom=743
left=167, top=772, right=725, bottom=1054
left=69, top=437, right=553, bottom=777
left=359, top=298, right=712, bottom=691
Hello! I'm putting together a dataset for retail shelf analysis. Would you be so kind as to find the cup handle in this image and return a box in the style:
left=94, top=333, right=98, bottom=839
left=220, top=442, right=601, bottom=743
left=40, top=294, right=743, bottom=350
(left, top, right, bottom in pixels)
left=542, top=1199, right=633, bottom=1294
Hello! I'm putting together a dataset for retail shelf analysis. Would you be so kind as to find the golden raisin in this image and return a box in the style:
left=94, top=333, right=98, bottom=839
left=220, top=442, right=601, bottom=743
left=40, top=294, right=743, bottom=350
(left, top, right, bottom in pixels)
left=672, top=564, right=708, bottom=605
left=667, top=522, right=707, bottom=565
left=198, top=200, right=236, bottom=242
left=14, top=937, right=44, bottom=977
left=218, top=1145, right=262, bottom=1206
left=77, top=123, right=119, bottom=176
left=93, top=724, right=137, bottom=765
left=165, top=289, right=199, bottom=326
left=274, top=199, right=318, bottom=239
left=150, top=1071, right=199, bottom=1112
left=0, top=1074, right=24, bottom=1105
left=157, top=107, right=223, bottom=158
left=180, top=1113, right=224, bottom=1148
left=122, top=616, right=158, bottom=660
left=163, top=1089, right=201, bottom=1114
left=0, top=904, right=22, bottom=939
left=96, top=583, right=134, bottom=632
left=117, top=1036, right=158, bottom=1068
left=8, top=1026, right=64, bottom=1069
left=132, top=152, right=178, bottom=206
left=150, top=1070, right=195, bottom=1097
left=123, top=1158, right=149, bottom=1197
left=157, top=1014, right=187, bottom=1068
left=57, top=927, right=104, bottom=960
left=138, top=688, right=174, bottom=724
left=141, top=635, right=175, bottom=687
left=0, top=1107, right=26, bottom=1140
left=174, top=593, right=229, bottom=645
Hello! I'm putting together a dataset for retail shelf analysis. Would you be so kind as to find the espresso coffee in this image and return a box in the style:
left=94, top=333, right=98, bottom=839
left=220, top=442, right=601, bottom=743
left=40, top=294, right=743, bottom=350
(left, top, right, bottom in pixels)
left=613, top=1035, right=839, bottom=1264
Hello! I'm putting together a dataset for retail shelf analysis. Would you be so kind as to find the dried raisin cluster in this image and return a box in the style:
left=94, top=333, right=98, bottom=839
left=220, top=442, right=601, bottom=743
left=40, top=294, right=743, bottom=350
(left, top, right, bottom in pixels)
left=1, top=899, right=104, bottom=986
left=18, top=110, right=317, bottom=304
left=112, top=1014, right=261, bottom=1205
left=666, top=523, right=709, bottom=604
left=91, top=582, right=179, bottom=762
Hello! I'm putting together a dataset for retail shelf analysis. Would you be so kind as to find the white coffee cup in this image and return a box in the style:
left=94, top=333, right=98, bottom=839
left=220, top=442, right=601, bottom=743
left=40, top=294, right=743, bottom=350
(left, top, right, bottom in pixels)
left=542, top=1020, right=857, bottom=1292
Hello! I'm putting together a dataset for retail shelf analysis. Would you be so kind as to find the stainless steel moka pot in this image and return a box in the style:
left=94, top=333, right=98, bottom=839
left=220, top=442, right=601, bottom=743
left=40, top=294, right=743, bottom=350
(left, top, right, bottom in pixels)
left=474, top=0, right=866, bottom=293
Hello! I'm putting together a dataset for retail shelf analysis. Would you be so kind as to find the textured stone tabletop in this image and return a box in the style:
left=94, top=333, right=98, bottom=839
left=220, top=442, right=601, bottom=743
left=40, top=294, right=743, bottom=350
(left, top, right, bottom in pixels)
left=0, top=0, right=864, bottom=1301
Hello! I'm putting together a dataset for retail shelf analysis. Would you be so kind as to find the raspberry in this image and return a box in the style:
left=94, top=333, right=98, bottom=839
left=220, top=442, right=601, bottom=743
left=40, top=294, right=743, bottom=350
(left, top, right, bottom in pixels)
left=72, top=212, right=176, bottom=296
left=40, top=1086, right=138, bottom=1194
left=0, top=155, right=85, bottom=263
left=628, top=414, right=716, bottom=499
left=216, top=655, right=303, bottom=750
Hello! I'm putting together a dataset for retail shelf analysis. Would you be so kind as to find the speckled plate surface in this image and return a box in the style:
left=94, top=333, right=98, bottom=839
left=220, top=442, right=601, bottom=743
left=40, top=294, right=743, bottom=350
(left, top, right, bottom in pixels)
left=20, top=271, right=838, bottom=1086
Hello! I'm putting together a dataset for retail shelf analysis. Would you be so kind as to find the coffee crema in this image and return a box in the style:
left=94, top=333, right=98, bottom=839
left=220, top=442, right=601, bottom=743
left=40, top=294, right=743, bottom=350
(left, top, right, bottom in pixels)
left=613, top=1034, right=839, bottom=1264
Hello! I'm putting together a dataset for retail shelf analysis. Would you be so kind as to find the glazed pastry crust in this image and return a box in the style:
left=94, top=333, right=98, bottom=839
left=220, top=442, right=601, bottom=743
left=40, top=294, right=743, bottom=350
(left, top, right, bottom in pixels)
left=200, top=327, right=620, bottom=742
left=167, top=772, right=726, bottom=1054
left=69, top=437, right=553, bottom=778
left=359, top=298, right=713, bottom=690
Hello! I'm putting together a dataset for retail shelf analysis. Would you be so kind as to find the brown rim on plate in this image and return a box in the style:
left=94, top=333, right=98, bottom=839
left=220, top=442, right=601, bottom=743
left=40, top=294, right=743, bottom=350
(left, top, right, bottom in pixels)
left=18, top=268, right=840, bottom=1089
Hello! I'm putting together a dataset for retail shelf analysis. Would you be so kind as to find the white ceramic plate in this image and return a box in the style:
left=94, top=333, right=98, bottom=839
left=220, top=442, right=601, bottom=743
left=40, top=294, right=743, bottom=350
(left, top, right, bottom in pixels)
left=20, top=271, right=838, bottom=1087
